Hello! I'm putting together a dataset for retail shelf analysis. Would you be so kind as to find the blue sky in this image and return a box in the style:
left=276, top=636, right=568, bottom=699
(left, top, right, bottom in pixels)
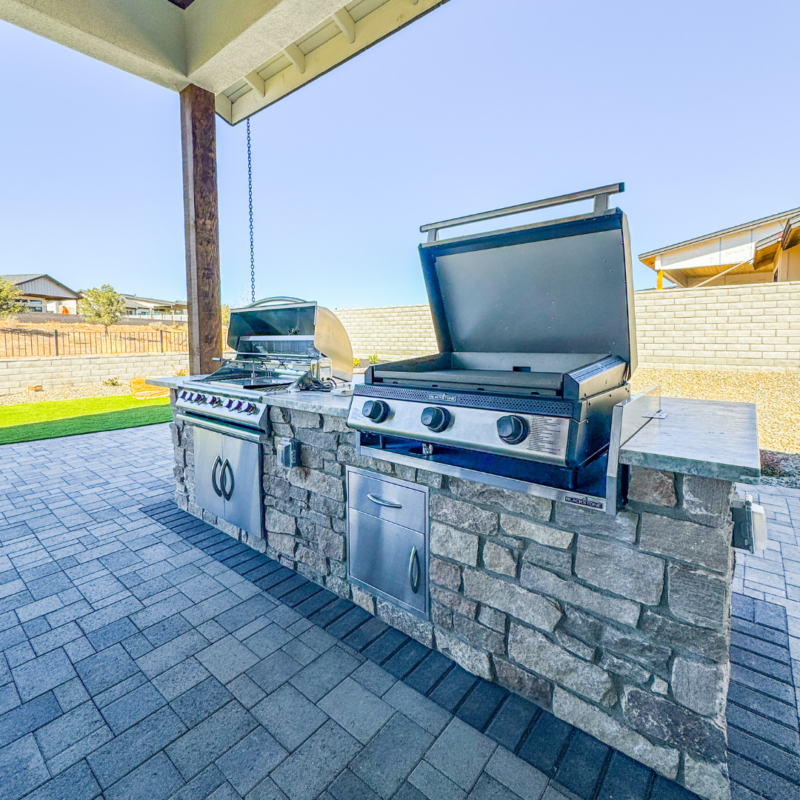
left=1, top=0, right=798, bottom=310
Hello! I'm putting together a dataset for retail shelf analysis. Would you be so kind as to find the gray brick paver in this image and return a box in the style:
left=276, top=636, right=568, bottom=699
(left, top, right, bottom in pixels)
left=0, top=424, right=650, bottom=800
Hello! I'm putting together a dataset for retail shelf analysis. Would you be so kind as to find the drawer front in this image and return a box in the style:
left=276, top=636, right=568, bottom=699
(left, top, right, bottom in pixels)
left=348, top=509, right=427, bottom=615
left=348, top=471, right=426, bottom=533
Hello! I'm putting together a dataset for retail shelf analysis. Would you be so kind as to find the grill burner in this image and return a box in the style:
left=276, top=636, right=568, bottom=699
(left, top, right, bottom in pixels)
left=347, top=184, right=638, bottom=511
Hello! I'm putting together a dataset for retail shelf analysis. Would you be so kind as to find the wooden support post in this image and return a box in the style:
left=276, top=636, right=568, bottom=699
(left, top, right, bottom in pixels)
left=657, top=270, right=664, bottom=290
left=180, top=84, right=222, bottom=375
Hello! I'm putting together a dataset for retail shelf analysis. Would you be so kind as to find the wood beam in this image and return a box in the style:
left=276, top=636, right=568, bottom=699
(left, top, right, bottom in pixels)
left=282, top=43, right=306, bottom=74
left=332, top=8, right=356, bottom=43
left=180, top=84, right=222, bottom=375
left=244, top=70, right=266, bottom=97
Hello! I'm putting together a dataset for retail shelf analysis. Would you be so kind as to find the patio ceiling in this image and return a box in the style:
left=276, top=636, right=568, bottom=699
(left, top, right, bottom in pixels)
left=0, top=0, right=448, bottom=124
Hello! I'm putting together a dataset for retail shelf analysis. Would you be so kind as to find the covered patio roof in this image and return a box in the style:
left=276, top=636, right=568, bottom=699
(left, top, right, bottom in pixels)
left=1, top=0, right=454, bottom=373
left=0, top=0, right=448, bottom=124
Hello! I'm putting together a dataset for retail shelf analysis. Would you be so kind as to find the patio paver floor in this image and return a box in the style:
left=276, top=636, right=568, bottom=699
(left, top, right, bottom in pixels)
left=0, top=424, right=796, bottom=800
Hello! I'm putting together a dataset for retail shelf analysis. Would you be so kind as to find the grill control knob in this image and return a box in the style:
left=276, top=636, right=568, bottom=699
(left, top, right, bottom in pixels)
left=179, top=391, right=187, bottom=400
left=362, top=400, right=389, bottom=423
left=225, top=399, right=234, bottom=409
left=497, top=415, right=528, bottom=444
left=244, top=403, right=257, bottom=414
left=421, top=406, right=451, bottom=433
left=196, top=394, right=206, bottom=404
left=235, top=401, right=244, bottom=411
left=210, top=396, right=222, bottom=407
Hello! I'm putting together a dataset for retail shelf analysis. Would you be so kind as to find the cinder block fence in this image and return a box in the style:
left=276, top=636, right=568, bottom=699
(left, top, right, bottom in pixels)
left=335, top=282, right=800, bottom=371
left=0, top=353, right=188, bottom=395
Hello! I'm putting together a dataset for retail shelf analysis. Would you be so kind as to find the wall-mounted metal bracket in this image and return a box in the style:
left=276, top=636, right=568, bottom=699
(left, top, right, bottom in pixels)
left=732, top=494, right=768, bottom=552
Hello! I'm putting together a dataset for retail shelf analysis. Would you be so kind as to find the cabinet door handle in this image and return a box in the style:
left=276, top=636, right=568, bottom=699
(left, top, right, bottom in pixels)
left=367, top=493, right=402, bottom=509
left=221, top=459, right=234, bottom=501
left=212, top=456, right=223, bottom=497
left=408, top=546, right=420, bottom=594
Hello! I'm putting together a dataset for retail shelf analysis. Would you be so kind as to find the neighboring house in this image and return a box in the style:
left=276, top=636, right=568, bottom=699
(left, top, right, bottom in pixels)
left=639, top=207, right=800, bottom=288
left=120, top=294, right=188, bottom=319
left=0, top=274, right=80, bottom=313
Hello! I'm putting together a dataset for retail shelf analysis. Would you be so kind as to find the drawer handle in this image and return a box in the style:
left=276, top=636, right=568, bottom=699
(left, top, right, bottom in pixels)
left=409, top=546, right=421, bottom=594
left=220, top=459, right=234, bottom=501
left=212, top=456, right=223, bottom=497
left=367, top=493, right=402, bottom=509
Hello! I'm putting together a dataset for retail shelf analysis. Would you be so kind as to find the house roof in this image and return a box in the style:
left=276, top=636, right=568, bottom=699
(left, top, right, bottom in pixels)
left=1, top=274, right=80, bottom=300
left=0, top=0, right=450, bottom=125
left=639, top=206, right=800, bottom=267
left=121, top=294, right=188, bottom=307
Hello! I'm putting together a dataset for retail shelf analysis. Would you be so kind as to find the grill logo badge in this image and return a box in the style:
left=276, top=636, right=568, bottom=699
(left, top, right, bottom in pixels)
left=563, top=494, right=604, bottom=510
left=427, top=393, right=457, bottom=402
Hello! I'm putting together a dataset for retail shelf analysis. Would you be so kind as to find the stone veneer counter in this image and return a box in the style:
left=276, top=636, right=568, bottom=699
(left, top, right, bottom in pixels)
left=157, top=379, right=761, bottom=800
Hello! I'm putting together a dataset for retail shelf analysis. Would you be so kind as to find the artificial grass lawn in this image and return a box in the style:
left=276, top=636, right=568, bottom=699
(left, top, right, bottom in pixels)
left=0, top=395, right=171, bottom=444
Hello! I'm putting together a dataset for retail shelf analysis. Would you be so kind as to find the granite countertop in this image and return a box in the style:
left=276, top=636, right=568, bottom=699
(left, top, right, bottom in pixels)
left=619, top=397, right=761, bottom=482
left=149, top=375, right=761, bottom=480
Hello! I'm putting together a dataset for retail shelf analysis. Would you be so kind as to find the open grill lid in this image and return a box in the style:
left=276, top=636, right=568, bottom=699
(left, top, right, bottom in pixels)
left=226, top=297, right=353, bottom=381
left=418, top=187, right=637, bottom=375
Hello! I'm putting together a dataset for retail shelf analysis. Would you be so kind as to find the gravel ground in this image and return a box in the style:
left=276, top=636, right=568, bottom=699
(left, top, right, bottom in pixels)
left=632, top=368, right=800, bottom=488
left=0, top=383, right=132, bottom=406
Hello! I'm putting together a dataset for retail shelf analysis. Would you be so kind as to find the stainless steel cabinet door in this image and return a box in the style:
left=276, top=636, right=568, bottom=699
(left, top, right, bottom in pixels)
left=221, top=435, right=262, bottom=540
left=349, top=509, right=426, bottom=615
left=193, top=427, right=225, bottom=519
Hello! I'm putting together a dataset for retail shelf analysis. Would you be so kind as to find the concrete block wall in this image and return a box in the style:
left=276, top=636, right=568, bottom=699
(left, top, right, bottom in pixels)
left=634, top=282, right=800, bottom=371
left=334, top=304, right=438, bottom=358
left=0, top=353, right=189, bottom=395
left=334, top=281, right=800, bottom=371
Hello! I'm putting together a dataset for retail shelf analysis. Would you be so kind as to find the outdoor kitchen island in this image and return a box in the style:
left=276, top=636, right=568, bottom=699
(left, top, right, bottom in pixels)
left=151, top=376, right=761, bottom=800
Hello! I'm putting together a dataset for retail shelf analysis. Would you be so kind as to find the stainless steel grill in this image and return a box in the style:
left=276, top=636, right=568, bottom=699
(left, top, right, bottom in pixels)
left=175, top=296, right=353, bottom=435
left=347, top=184, right=642, bottom=512
left=171, top=296, right=354, bottom=541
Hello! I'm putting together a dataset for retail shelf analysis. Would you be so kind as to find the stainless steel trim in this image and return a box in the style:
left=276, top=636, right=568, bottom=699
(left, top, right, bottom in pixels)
left=179, top=382, right=265, bottom=401
left=367, top=494, right=403, bottom=510
left=604, top=385, right=662, bottom=514
left=175, top=413, right=270, bottom=443
left=356, top=436, right=606, bottom=512
left=421, top=183, right=624, bottom=240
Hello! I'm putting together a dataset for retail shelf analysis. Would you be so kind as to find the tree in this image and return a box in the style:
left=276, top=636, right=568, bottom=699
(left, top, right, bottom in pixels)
left=78, top=285, right=125, bottom=332
left=0, top=278, right=24, bottom=319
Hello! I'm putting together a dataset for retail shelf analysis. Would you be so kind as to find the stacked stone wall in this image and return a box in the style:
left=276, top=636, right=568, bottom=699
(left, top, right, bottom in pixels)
left=171, top=404, right=734, bottom=800
left=334, top=281, right=800, bottom=371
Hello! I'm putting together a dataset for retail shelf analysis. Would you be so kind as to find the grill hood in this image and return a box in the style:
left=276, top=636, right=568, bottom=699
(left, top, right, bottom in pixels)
left=418, top=209, right=637, bottom=374
left=227, top=297, right=353, bottom=381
